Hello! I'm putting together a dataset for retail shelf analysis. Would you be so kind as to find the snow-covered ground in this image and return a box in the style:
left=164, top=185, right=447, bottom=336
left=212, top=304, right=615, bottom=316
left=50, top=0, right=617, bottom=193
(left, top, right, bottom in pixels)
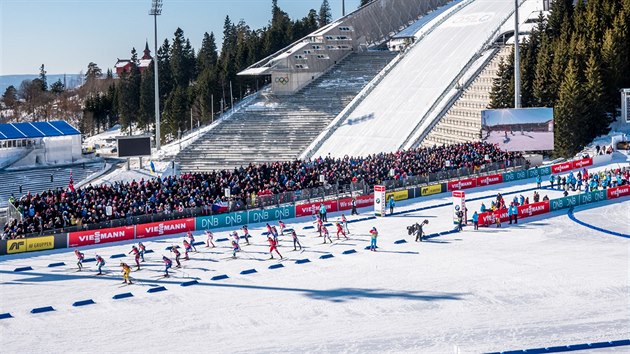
left=1, top=161, right=628, bottom=353
left=483, top=131, right=554, bottom=151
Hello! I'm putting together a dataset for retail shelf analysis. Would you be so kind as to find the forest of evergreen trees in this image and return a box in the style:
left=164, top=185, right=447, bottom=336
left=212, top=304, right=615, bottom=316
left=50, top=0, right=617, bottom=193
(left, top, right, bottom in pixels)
left=80, top=0, right=334, bottom=142
left=489, top=0, right=630, bottom=157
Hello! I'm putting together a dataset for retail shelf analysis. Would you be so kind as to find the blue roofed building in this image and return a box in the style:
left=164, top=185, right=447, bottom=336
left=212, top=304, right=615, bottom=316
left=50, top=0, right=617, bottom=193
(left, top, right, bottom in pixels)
left=0, top=121, right=82, bottom=167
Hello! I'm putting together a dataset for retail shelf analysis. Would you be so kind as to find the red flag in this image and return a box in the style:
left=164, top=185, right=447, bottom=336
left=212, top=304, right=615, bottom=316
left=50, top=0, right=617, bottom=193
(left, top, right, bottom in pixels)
left=68, top=170, right=75, bottom=192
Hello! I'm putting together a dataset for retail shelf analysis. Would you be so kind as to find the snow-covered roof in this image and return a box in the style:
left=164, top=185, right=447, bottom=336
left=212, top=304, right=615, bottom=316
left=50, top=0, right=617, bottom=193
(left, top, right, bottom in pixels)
left=139, top=59, right=152, bottom=68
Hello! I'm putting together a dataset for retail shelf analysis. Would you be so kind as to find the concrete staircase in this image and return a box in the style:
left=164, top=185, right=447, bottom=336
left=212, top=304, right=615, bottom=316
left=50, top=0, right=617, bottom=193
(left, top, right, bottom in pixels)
left=420, top=46, right=512, bottom=147
left=177, top=51, right=397, bottom=171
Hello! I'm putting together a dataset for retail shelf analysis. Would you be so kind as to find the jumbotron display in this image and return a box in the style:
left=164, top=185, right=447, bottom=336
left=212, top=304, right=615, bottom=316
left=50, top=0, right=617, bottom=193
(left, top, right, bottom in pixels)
left=117, top=136, right=152, bottom=158
left=481, top=107, right=554, bottom=151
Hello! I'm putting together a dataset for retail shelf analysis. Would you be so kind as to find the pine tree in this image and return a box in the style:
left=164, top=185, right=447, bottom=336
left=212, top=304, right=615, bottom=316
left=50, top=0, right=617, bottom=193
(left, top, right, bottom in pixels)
left=50, top=79, right=65, bottom=95
left=547, top=0, right=573, bottom=39
left=138, top=62, right=155, bottom=131
left=319, top=0, right=332, bottom=27
left=360, top=0, right=372, bottom=7
left=197, top=32, right=218, bottom=73
left=488, top=53, right=514, bottom=109
left=117, top=49, right=141, bottom=133
left=583, top=53, right=609, bottom=141
left=39, top=64, right=48, bottom=91
left=158, top=39, right=174, bottom=111
left=170, top=28, right=190, bottom=88
left=1, top=85, right=19, bottom=110
left=554, top=59, right=586, bottom=157
left=532, top=34, right=554, bottom=107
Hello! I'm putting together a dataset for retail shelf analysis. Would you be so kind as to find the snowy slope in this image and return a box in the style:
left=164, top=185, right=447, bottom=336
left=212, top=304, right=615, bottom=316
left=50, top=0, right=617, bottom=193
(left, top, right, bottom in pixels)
left=1, top=161, right=628, bottom=353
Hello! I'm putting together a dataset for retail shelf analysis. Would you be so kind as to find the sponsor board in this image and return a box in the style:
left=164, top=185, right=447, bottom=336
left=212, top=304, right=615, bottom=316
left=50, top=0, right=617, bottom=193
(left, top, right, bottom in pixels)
left=7, top=239, right=26, bottom=254
left=607, top=185, right=630, bottom=199
left=478, top=209, right=509, bottom=226
left=69, top=226, right=135, bottom=247
left=503, top=170, right=529, bottom=183
left=196, top=211, right=247, bottom=230
left=26, top=236, right=55, bottom=252
left=385, top=190, right=409, bottom=202
left=476, top=174, right=503, bottom=186
left=528, top=166, right=552, bottom=178
left=572, top=157, right=593, bottom=169
left=136, top=218, right=195, bottom=239
left=447, top=178, right=477, bottom=191
left=550, top=195, right=580, bottom=211
left=551, top=162, right=572, bottom=174
left=54, top=234, right=68, bottom=249
left=295, top=200, right=338, bottom=218
left=0, top=239, right=6, bottom=256
left=338, top=194, right=374, bottom=211
left=374, top=185, right=386, bottom=216
left=578, top=190, right=607, bottom=205
left=421, top=184, right=442, bottom=196
left=517, top=201, right=550, bottom=218
left=248, top=205, right=295, bottom=224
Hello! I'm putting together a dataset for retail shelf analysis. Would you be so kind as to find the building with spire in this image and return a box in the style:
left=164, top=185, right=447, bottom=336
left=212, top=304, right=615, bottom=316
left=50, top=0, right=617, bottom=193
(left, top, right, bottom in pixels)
left=114, top=41, right=153, bottom=77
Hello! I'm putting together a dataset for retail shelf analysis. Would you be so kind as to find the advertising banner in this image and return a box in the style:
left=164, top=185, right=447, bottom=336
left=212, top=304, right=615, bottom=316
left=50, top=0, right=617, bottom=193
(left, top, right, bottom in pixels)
left=385, top=189, right=409, bottom=202
left=374, top=185, right=386, bottom=216
left=196, top=211, right=247, bottom=231
left=447, top=177, right=477, bottom=191
left=572, top=157, right=593, bottom=170
left=69, top=226, right=135, bottom=247
left=248, top=205, right=295, bottom=224
left=550, top=195, right=580, bottom=211
left=478, top=209, right=509, bottom=226
left=607, top=185, right=630, bottom=200
left=136, top=218, right=195, bottom=239
left=528, top=166, right=551, bottom=178
left=7, top=238, right=26, bottom=254
left=355, top=194, right=374, bottom=208
left=421, top=184, right=443, bottom=196
left=26, top=236, right=55, bottom=252
left=295, top=200, right=338, bottom=218
left=551, top=162, right=572, bottom=174
left=0, top=239, right=6, bottom=256
left=476, top=174, right=504, bottom=187
left=578, top=190, right=607, bottom=205
left=517, top=201, right=550, bottom=219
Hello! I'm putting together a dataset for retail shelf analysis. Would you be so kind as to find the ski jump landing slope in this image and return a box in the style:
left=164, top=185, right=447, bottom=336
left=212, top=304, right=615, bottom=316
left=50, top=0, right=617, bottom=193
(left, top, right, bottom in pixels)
left=314, top=0, right=515, bottom=158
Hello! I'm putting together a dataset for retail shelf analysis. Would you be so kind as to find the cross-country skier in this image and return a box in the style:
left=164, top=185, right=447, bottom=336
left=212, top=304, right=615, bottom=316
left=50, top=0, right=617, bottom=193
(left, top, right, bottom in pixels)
left=182, top=239, right=192, bottom=260
left=278, top=220, right=286, bottom=236
left=271, top=226, right=279, bottom=245
left=231, top=239, right=240, bottom=259
left=415, top=220, right=428, bottom=241
left=74, top=249, right=85, bottom=271
left=291, top=230, right=302, bottom=251
left=129, top=245, right=141, bottom=270
left=187, top=231, right=197, bottom=252
left=322, top=224, right=333, bottom=244
left=205, top=230, right=215, bottom=248
left=138, top=242, right=146, bottom=262
left=95, top=255, right=105, bottom=275
left=231, top=231, right=240, bottom=246
left=335, top=222, right=348, bottom=240
left=369, top=227, right=378, bottom=251
left=170, top=245, right=182, bottom=268
left=120, top=262, right=132, bottom=284
left=341, top=214, right=350, bottom=234
left=162, top=256, right=172, bottom=277
left=241, top=225, right=251, bottom=245
left=315, top=215, right=323, bottom=237
left=267, top=236, right=283, bottom=259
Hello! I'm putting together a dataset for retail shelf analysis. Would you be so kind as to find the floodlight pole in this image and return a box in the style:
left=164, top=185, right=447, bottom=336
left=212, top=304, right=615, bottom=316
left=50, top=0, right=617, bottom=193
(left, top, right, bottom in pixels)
left=342, top=0, right=346, bottom=16
left=514, top=0, right=521, bottom=108
left=150, top=0, right=163, bottom=151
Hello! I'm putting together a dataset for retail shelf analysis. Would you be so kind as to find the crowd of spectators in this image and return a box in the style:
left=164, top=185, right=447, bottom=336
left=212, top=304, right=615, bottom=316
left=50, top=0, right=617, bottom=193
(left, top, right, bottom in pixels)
left=2, top=142, right=522, bottom=239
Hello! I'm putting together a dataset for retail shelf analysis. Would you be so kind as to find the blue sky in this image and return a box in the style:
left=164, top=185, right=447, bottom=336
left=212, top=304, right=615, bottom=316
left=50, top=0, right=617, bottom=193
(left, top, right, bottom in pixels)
left=0, top=0, right=360, bottom=75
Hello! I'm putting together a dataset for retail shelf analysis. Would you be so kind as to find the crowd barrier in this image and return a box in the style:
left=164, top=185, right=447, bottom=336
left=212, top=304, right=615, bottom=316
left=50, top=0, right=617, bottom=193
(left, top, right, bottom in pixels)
left=1, top=155, right=621, bottom=256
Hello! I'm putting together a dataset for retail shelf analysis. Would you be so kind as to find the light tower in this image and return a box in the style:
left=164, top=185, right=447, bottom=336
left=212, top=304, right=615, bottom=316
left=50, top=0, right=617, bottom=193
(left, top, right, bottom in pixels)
left=514, top=0, right=521, bottom=108
left=150, top=0, right=163, bottom=150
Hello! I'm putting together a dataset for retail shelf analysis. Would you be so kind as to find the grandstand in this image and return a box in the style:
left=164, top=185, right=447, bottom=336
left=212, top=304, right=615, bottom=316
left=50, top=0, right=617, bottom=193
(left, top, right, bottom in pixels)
left=177, top=51, right=397, bottom=171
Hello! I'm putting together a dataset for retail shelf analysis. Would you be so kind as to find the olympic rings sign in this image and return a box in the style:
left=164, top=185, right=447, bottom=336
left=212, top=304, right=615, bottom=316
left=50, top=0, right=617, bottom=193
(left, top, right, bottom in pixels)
left=275, top=76, right=289, bottom=85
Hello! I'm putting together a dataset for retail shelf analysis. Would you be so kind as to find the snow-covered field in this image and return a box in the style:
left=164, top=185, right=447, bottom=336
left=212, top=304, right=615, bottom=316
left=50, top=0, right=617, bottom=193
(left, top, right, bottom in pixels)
left=483, top=131, right=554, bottom=151
left=1, top=166, right=628, bottom=353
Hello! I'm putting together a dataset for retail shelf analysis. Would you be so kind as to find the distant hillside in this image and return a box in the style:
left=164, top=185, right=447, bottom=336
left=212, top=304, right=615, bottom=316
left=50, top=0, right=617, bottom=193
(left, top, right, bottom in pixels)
left=0, top=74, right=83, bottom=93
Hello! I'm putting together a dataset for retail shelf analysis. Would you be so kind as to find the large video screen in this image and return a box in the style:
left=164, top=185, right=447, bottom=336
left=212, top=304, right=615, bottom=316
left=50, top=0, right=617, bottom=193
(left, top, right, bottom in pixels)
left=117, top=136, right=151, bottom=157
left=481, top=107, right=554, bottom=151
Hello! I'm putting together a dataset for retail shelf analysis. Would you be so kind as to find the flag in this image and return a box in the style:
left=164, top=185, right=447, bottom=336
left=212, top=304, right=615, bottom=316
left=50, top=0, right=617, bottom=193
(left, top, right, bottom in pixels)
left=150, top=161, right=156, bottom=175
left=68, top=170, right=75, bottom=192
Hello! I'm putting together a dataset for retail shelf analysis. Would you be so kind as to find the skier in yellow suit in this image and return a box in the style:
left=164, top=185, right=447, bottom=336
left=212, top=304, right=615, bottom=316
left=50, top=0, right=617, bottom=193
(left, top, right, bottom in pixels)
left=120, top=262, right=133, bottom=285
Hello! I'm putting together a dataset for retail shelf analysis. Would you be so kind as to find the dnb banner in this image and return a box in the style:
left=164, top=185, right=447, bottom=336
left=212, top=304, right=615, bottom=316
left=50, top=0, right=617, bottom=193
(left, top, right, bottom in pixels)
left=481, top=107, right=554, bottom=151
